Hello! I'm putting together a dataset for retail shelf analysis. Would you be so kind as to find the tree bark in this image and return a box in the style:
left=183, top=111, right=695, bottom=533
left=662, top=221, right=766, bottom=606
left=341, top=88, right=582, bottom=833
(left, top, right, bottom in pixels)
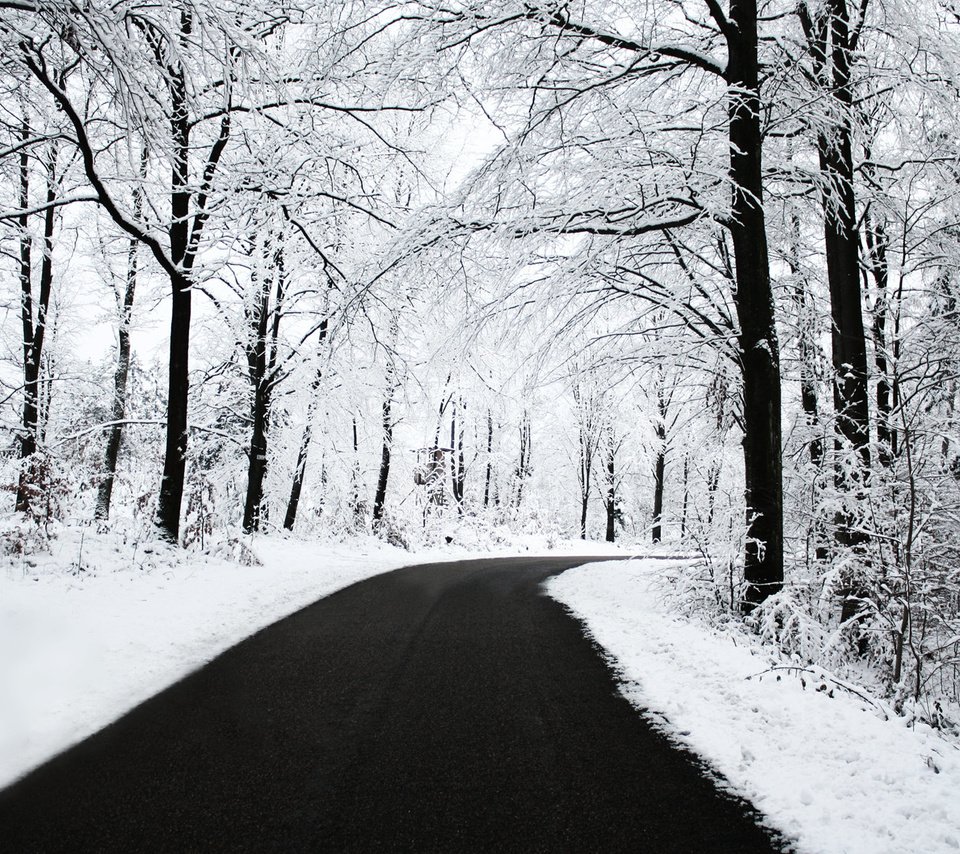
left=514, top=412, right=531, bottom=510
left=96, top=150, right=145, bottom=520
left=728, top=0, right=784, bottom=607
left=652, top=420, right=666, bottom=544
left=483, top=410, right=493, bottom=508
left=284, top=418, right=312, bottom=532
left=17, top=132, right=57, bottom=513
left=787, top=212, right=823, bottom=467
left=242, top=243, right=284, bottom=534
left=450, top=398, right=465, bottom=513
left=372, top=357, right=397, bottom=530
left=155, top=272, right=192, bottom=540
left=801, top=1, right=871, bottom=578
left=283, top=320, right=328, bottom=532
left=579, top=426, right=591, bottom=540
left=605, top=440, right=616, bottom=543
left=801, top=0, right=872, bottom=621
left=16, top=117, right=35, bottom=512
left=155, top=21, right=193, bottom=543
left=865, top=215, right=894, bottom=466
left=680, top=452, right=689, bottom=540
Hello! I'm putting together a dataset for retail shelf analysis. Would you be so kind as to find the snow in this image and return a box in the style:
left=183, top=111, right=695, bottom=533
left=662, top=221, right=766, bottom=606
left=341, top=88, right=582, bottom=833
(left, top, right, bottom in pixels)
left=0, top=528, right=625, bottom=790
left=546, top=559, right=960, bottom=854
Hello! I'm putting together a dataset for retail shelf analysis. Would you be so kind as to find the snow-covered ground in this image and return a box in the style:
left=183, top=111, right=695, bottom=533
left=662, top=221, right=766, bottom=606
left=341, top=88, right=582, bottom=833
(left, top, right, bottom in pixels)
left=547, top=559, right=960, bottom=854
left=0, top=527, right=624, bottom=789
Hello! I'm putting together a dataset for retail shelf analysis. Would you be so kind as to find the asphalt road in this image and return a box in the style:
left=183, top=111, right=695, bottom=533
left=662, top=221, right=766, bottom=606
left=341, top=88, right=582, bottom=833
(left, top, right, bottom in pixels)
left=1, top=555, right=787, bottom=853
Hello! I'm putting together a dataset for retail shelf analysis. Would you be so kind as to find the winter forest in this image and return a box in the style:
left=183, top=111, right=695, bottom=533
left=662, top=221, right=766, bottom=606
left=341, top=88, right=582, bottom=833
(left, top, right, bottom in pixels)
left=5, top=0, right=960, bottom=807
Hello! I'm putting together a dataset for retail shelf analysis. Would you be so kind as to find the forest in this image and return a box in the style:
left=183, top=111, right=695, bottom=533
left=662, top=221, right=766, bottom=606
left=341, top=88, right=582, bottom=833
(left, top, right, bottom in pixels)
left=2, top=0, right=960, bottom=729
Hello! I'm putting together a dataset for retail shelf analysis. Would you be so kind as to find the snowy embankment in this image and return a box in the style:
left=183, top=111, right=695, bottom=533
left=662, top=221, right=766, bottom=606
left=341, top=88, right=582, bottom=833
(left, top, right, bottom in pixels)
left=547, top=560, right=960, bottom=854
left=0, top=529, right=623, bottom=790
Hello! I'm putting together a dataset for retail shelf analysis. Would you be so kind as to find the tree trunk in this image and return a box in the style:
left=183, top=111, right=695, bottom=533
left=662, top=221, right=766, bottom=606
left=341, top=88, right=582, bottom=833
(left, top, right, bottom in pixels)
left=96, top=151, right=145, bottom=521
left=284, top=320, right=328, bottom=532
left=801, top=4, right=871, bottom=608
left=681, top=452, right=689, bottom=539
left=802, top=0, right=871, bottom=622
left=284, top=418, right=312, bottom=532
left=483, top=410, right=493, bottom=508
left=605, top=440, right=616, bottom=543
left=16, top=118, right=35, bottom=512
left=652, top=421, right=666, bottom=544
left=242, top=383, right=270, bottom=533
left=17, top=135, right=57, bottom=513
left=242, top=249, right=276, bottom=534
left=372, top=359, right=397, bottom=530
left=728, top=0, right=784, bottom=608
left=787, top=212, right=823, bottom=467
left=514, top=412, right=531, bottom=510
left=579, top=426, right=591, bottom=540
left=450, top=398, right=465, bottom=513
left=350, top=416, right=364, bottom=524
left=155, top=41, right=192, bottom=543
left=155, top=273, right=192, bottom=541
left=865, top=215, right=894, bottom=467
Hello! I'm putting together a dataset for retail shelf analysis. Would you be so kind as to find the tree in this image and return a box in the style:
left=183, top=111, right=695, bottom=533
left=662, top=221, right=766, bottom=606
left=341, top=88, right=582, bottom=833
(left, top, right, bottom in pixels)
left=417, top=0, right=783, bottom=604
left=95, top=146, right=147, bottom=520
left=797, top=0, right=873, bottom=621
left=572, top=370, right=603, bottom=539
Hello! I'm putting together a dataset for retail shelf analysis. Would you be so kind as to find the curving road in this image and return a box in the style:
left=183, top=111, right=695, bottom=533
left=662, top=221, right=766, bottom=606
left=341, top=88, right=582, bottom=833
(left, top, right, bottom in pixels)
left=1, top=555, right=786, bottom=852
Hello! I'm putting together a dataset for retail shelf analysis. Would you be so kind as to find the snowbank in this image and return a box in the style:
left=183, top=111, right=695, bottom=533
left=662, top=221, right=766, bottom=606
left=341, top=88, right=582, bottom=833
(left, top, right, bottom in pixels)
left=0, top=529, right=624, bottom=789
left=546, top=559, right=960, bottom=854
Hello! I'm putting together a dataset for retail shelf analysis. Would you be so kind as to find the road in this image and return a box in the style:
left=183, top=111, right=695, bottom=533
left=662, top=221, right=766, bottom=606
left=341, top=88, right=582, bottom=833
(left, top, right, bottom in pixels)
left=0, top=555, right=786, bottom=852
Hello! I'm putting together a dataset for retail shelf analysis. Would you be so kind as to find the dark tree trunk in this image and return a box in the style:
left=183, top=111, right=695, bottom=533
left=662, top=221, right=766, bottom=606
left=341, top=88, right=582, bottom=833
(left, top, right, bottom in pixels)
left=801, top=0, right=871, bottom=621
left=242, top=383, right=270, bottom=533
left=728, top=0, right=784, bottom=608
left=574, top=382, right=595, bottom=540
left=16, top=119, right=35, bottom=509
left=17, top=135, right=56, bottom=513
left=155, top=34, right=193, bottom=544
left=483, top=410, right=493, bottom=508
left=350, top=416, right=364, bottom=523
left=579, top=494, right=589, bottom=540
left=681, top=453, right=689, bottom=539
left=531, top=1, right=782, bottom=600
left=283, top=319, right=328, bottom=532
left=242, top=246, right=283, bottom=534
left=284, top=420, right=312, bottom=532
left=652, top=421, right=666, bottom=544
left=579, top=426, right=591, bottom=540
left=96, top=152, right=145, bottom=521
left=652, top=377, right=669, bottom=544
left=156, top=272, right=192, bottom=540
left=605, top=440, right=616, bottom=543
left=802, top=0, right=870, bottom=533
left=372, top=359, right=397, bottom=530
left=450, top=398, right=465, bottom=513
left=514, top=412, right=531, bottom=510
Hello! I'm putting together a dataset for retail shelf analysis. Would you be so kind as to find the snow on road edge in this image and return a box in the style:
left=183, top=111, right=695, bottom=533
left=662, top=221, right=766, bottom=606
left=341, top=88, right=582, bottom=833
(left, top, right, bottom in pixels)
left=0, top=535, right=413, bottom=789
left=546, top=559, right=960, bottom=854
